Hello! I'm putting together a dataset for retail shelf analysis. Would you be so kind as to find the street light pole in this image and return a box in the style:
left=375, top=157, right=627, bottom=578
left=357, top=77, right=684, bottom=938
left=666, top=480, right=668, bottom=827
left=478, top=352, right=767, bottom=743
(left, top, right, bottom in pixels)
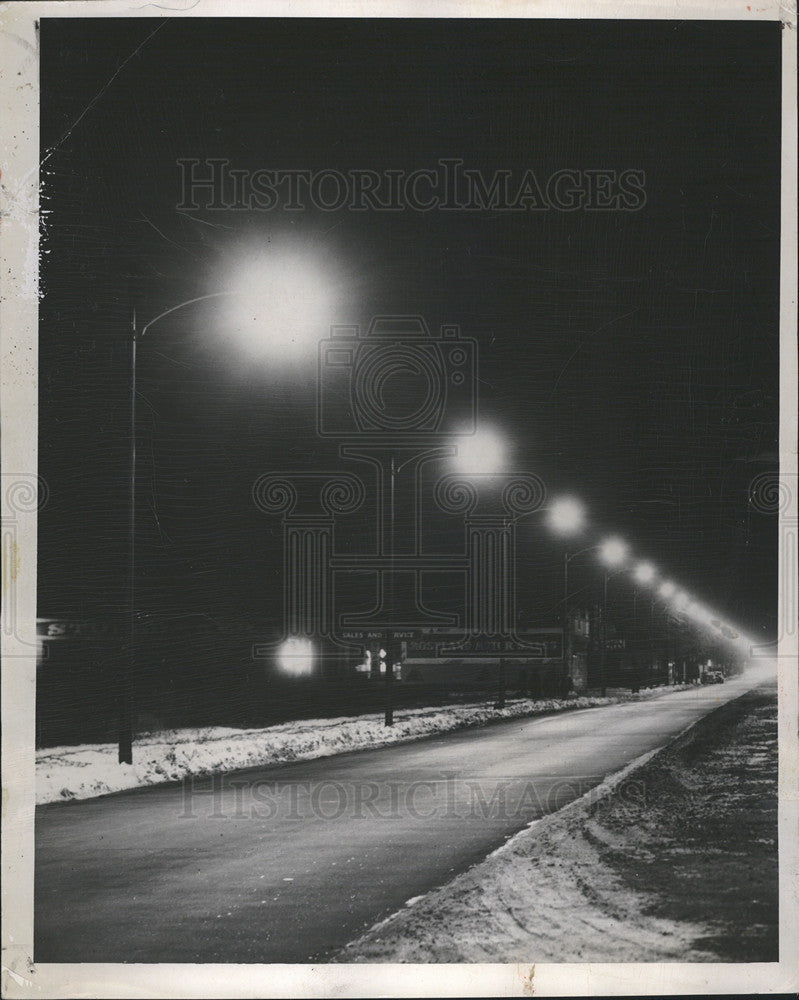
left=632, top=585, right=640, bottom=688
left=601, top=568, right=608, bottom=697
left=562, top=544, right=599, bottom=687
left=562, top=551, right=572, bottom=676
left=385, top=455, right=396, bottom=727
left=495, top=658, right=507, bottom=710
left=120, top=291, right=235, bottom=766
left=649, top=594, right=655, bottom=683
left=119, top=266, right=336, bottom=756
left=563, top=552, right=570, bottom=621
left=120, top=311, right=136, bottom=765
left=561, top=543, right=600, bottom=616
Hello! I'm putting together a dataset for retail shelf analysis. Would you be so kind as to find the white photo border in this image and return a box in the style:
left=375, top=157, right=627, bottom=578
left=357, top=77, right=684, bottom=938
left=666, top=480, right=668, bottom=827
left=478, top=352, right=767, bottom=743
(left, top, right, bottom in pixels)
left=1, top=2, right=796, bottom=997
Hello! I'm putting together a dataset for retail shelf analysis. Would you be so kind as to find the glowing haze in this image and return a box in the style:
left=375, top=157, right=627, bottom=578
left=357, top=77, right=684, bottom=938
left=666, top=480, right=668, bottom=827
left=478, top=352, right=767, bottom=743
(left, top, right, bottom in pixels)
left=220, top=241, right=341, bottom=363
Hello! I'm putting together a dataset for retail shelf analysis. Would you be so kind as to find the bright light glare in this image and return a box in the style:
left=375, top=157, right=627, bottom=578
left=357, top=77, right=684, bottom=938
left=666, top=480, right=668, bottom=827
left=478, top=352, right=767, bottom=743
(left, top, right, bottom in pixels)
left=547, top=496, right=586, bottom=536
left=746, top=655, right=776, bottom=681
left=674, top=591, right=689, bottom=610
left=277, top=637, right=314, bottom=677
left=452, top=427, right=507, bottom=475
left=599, top=536, right=628, bottom=567
left=634, top=561, right=656, bottom=585
left=223, top=246, right=339, bottom=361
left=659, top=581, right=676, bottom=599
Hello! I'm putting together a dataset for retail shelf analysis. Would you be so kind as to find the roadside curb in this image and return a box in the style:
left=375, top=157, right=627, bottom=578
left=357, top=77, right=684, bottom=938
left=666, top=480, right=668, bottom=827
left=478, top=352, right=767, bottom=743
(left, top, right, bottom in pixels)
left=338, top=678, right=777, bottom=965
left=35, top=684, right=697, bottom=806
left=343, top=678, right=765, bottom=950
left=488, top=681, right=760, bottom=863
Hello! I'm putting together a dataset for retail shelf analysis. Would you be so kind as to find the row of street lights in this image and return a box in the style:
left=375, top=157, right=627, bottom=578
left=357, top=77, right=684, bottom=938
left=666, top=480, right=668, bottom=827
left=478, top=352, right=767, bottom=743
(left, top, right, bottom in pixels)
left=119, top=260, right=755, bottom=758
left=447, top=429, right=750, bottom=698
left=119, top=248, right=340, bottom=762
left=458, top=455, right=753, bottom=695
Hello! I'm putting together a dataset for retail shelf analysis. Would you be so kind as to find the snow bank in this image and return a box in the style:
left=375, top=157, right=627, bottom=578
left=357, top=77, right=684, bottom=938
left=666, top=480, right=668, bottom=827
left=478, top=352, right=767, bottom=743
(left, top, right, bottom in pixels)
left=36, top=686, right=691, bottom=806
left=338, top=678, right=775, bottom=964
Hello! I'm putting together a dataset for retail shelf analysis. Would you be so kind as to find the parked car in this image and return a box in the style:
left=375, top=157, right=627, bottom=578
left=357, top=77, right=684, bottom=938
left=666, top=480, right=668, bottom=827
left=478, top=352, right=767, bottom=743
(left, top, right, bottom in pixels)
left=702, top=669, right=725, bottom=684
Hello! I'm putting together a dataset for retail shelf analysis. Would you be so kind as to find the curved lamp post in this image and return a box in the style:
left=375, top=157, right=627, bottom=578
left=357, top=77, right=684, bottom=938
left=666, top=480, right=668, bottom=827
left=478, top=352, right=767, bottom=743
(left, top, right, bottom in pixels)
left=632, top=561, right=657, bottom=686
left=596, top=536, right=629, bottom=696
left=120, top=254, right=338, bottom=763
left=450, top=427, right=509, bottom=707
left=121, top=292, right=238, bottom=764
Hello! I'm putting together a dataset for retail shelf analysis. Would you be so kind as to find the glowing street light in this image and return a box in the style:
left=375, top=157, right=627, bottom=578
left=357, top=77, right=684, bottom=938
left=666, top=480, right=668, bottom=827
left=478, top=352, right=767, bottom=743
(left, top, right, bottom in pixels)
left=380, top=425, right=511, bottom=724
left=674, top=591, right=689, bottom=612
left=659, top=580, right=676, bottom=599
left=634, top=561, right=656, bottom=586
left=544, top=497, right=586, bottom=690
left=595, top=537, right=627, bottom=697
left=599, top=536, right=628, bottom=567
left=220, top=244, right=341, bottom=362
left=631, top=562, right=657, bottom=682
left=450, top=426, right=511, bottom=708
left=547, top=496, right=586, bottom=537
left=688, top=603, right=710, bottom=625
left=119, top=247, right=340, bottom=763
left=277, top=637, right=314, bottom=677
left=451, top=425, right=507, bottom=476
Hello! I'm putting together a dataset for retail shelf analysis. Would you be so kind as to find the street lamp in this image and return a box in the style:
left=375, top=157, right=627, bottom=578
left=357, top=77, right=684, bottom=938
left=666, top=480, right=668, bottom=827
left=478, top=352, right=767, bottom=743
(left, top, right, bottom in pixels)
left=561, top=543, right=597, bottom=618
left=688, top=602, right=710, bottom=624
left=451, top=425, right=507, bottom=476
left=684, top=602, right=716, bottom=680
left=121, top=252, right=338, bottom=763
left=542, top=499, right=587, bottom=682
left=633, top=561, right=656, bottom=586
left=657, top=581, right=677, bottom=681
left=277, top=637, right=315, bottom=677
left=674, top=591, right=690, bottom=612
left=384, top=449, right=453, bottom=726
left=597, top=536, right=629, bottom=697
left=556, top=535, right=625, bottom=697
left=547, top=503, right=589, bottom=608
left=451, top=426, right=509, bottom=707
left=632, top=561, right=657, bottom=684
left=669, top=591, right=693, bottom=681
left=599, top=536, right=628, bottom=568
left=547, top=496, right=586, bottom=537
left=219, top=245, right=341, bottom=363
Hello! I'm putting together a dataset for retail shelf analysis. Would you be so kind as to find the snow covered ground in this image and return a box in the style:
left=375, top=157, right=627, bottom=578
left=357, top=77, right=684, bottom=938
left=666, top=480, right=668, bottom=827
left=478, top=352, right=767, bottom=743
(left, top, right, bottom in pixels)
left=338, top=679, right=778, bottom=964
left=37, top=686, right=691, bottom=806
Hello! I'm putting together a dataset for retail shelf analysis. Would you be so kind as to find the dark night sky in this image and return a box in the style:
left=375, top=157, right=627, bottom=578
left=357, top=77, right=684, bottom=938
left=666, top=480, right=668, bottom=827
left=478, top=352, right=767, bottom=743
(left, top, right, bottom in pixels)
left=38, top=17, right=781, bottom=658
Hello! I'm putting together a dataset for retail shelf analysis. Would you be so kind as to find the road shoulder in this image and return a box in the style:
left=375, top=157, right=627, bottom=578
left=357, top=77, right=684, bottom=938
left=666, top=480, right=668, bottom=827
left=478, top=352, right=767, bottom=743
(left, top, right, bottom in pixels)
left=36, top=685, right=694, bottom=805
left=336, top=681, right=778, bottom=963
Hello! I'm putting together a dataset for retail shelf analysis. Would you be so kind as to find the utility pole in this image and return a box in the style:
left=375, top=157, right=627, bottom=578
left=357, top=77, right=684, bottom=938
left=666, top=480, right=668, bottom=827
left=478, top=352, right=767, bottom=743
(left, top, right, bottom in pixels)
left=600, top=569, right=608, bottom=697
left=385, top=643, right=394, bottom=726
left=120, top=310, right=136, bottom=765
left=648, top=595, right=655, bottom=683
left=563, top=552, right=571, bottom=683
left=495, top=658, right=507, bottom=710
left=385, top=455, right=397, bottom=726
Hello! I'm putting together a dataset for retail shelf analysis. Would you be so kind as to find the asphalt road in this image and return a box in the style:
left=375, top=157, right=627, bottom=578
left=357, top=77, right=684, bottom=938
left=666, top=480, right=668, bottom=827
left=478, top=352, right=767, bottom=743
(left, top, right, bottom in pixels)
left=35, top=677, right=757, bottom=963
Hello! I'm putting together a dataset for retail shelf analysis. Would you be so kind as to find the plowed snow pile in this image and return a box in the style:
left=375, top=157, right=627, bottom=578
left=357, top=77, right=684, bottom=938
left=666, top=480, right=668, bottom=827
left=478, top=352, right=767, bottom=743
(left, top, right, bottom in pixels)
left=338, top=682, right=777, bottom=963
